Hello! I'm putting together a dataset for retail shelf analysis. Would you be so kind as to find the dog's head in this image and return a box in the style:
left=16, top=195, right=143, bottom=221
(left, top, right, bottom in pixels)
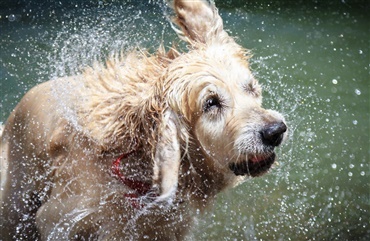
left=154, top=0, right=287, bottom=197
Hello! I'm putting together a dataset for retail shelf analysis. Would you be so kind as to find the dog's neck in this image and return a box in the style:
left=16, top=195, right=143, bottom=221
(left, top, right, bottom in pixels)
left=108, top=137, right=234, bottom=210
left=177, top=141, right=232, bottom=208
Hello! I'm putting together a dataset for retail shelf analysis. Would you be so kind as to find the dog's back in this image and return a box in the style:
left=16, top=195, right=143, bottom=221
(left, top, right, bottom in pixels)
left=0, top=124, right=7, bottom=202
left=0, top=81, right=67, bottom=240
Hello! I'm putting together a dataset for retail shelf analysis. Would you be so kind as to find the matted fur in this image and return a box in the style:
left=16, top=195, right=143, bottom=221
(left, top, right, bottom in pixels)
left=0, top=0, right=287, bottom=240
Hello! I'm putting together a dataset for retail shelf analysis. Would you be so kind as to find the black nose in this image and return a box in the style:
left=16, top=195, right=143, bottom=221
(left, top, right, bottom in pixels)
left=261, top=122, right=287, bottom=147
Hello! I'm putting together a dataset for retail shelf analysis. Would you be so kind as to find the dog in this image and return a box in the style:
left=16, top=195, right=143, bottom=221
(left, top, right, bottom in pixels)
left=0, top=0, right=287, bottom=240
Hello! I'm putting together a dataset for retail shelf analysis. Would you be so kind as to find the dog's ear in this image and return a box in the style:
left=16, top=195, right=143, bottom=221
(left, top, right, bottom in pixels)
left=153, top=109, right=181, bottom=200
left=172, top=0, right=228, bottom=45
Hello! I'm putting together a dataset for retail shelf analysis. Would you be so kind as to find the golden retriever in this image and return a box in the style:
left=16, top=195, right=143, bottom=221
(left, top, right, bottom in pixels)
left=0, top=0, right=287, bottom=240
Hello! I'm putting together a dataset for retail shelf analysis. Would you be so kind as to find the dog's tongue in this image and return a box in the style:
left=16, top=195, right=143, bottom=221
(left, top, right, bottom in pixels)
left=250, top=155, right=267, bottom=163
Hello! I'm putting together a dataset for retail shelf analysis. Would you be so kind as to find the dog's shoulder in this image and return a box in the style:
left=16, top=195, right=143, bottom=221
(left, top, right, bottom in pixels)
left=73, top=50, right=172, bottom=151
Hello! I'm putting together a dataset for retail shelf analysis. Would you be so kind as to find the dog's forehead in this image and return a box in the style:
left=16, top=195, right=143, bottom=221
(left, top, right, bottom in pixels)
left=203, top=44, right=254, bottom=85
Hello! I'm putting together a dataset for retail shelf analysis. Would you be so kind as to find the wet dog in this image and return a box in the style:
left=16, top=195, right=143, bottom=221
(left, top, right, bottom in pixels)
left=0, top=0, right=287, bottom=240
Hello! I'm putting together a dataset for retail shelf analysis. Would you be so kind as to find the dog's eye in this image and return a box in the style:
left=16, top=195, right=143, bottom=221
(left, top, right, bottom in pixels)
left=204, top=96, right=222, bottom=112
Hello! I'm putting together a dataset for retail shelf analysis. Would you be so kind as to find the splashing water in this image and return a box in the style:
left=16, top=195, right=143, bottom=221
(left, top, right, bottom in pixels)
left=46, top=2, right=174, bottom=131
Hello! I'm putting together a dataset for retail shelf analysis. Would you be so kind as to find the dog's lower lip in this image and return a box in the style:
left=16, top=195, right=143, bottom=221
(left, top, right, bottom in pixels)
left=229, top=153, right=276, bottom=177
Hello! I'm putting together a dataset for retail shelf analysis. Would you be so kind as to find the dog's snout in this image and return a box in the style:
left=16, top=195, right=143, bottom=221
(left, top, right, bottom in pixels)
left=261, top=122, right=287, bottom=147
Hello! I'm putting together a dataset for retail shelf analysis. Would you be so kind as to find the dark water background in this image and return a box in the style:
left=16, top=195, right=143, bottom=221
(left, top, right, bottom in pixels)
left=0, top=0, right=369, bottom=240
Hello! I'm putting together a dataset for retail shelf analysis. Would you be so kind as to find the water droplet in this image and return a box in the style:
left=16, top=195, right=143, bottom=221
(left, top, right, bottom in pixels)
left=360, top=171, right=365, bottom=176
left=355, top=89, right=361, bottom=95
left=8, top=14, right=16, bottom=22
left=359, top=49, right=363, bottom=54
left=331, top=164, right=337, bottom=169
left=348, top=172, right=353, bottom=177
left=332, top=79, right=338, bottom=84
left=352, top=120, right=358, bottom=125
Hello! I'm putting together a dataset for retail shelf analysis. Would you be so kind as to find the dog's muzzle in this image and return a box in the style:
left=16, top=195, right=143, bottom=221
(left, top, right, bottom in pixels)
left=229, top=121, right=287, bottom=177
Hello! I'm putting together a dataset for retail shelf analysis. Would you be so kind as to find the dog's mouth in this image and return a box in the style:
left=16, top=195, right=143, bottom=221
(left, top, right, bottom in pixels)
left=229, top=152, right=276, bottom=177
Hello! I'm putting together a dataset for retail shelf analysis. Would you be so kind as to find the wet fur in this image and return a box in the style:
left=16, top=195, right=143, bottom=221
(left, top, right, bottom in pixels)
left=0, top=0, right=287, bottom=240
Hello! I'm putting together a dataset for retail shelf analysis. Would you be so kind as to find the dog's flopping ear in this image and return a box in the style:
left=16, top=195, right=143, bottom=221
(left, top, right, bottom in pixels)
left=153, top=109, right=181, bottom=200
left=172, top=0, right=228, bottom=45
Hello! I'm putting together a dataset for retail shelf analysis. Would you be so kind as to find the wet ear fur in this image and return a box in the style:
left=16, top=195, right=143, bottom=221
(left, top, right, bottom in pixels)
left=153, top=109, right=182, bottom=200
left=172, top=0, right=227, bottom=45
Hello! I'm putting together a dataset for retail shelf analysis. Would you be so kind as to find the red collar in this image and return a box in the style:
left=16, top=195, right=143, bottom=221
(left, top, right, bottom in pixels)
left=112, top=150, right=154, bottom=208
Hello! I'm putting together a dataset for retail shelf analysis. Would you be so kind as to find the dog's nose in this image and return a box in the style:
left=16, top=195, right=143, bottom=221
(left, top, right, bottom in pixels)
left=261, top=122, right=287, bottom=147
